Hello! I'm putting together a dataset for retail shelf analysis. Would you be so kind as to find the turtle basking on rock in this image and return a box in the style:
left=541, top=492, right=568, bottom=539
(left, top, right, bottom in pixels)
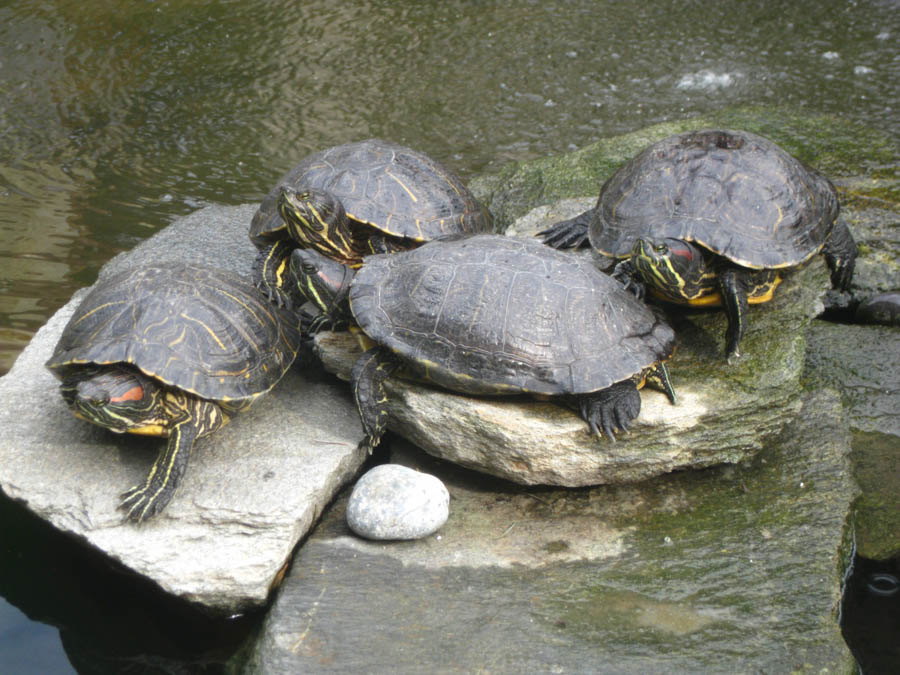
left=290, top=234, right=677, bottom=451
left=250, top=138, right=493, bottom=308
left=539, top=129, right=858, bottom=360
left=45, top=264, right=302, bottom=522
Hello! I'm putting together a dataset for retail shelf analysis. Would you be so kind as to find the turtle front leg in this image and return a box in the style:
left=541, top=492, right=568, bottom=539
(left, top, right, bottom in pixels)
left=253, top=240, right=296, bottom=309
left=351, top=347, right=401, bottom=454
left=120, top=398, right=224, bottom=522
left=718, top=266, right=751, bottom=362
left=536, top=209, right=595, bottom=249
left=611, top=259, right=647, bottom=300
left=822, top=217, right=858, bottom=292
left=579, top=380, right=642, bottom=441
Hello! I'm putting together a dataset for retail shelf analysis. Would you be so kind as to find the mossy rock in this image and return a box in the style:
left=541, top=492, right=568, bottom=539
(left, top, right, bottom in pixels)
left=804, top=321, right=900, bottom=560
left=241, top=390, right=856, bottom=672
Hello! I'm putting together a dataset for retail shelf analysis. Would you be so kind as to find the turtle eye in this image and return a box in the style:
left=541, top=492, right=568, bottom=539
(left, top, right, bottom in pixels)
left=301, top=261, right=318, bottom=275
left=654, top=243, right=668, bottom=254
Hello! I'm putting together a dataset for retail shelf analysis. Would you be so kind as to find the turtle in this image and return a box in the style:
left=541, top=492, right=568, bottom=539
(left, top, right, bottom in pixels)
left=45, top=264, right=302, bottom=522
left=538, top=129, right=858, bottom=360
left=289, top=234, right=677, bottom=451
left=249, top=138, right=493, bottom=308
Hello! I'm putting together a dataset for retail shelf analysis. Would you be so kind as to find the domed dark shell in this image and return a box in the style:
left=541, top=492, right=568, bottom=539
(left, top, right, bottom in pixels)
left=349, top=235, right=674, bottom=396
left=590, top=129, right=839, bottom=269
left=250, top=138, right=491, bottom=245
left=46, top=264, right=301, bottom=402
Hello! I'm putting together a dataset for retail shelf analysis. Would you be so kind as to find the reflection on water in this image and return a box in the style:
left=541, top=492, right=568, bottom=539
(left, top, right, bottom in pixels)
left=0, top=496, right=257, bottom=672
left=1, top=0, right=898, bottom=373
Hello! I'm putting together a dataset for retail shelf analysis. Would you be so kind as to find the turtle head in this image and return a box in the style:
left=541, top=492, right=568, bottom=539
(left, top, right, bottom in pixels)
left=289, top=248, right=355, bottom=324
left=278, top=188, right=358, bottom=263
left=630, top=237, right=713, bottom=303
left=61, top=367, right=166, bottom=435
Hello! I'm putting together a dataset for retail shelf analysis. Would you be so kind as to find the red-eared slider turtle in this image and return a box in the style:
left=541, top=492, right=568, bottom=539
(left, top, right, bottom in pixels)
left=290, top=234, right=677, bottom=451
left=45, top=264, right=302, bottom=522
left=538, top=129, right=858, bottom=360
left=249, top=138, right=493, bottom=308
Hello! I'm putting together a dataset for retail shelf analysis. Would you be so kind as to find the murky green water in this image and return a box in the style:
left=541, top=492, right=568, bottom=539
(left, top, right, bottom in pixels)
left=1, top=0, right=898, bottom=670
left=2, top=0, right=899, bottom=374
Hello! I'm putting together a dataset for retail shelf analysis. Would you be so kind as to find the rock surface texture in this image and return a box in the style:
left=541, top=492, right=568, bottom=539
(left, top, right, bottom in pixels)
left=242, top=391, right=857, bottom=673
left=0, top=205, right=367, bottom=613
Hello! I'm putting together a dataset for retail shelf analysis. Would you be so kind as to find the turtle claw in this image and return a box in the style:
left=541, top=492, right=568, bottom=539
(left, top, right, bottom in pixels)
left=537, top=219, right=590, bottom=249
left=580, top=381, right=641, bottom=442
left=268, top=286, right=294, bottom=311
left=119, top=485, right=168, bottom=523
left=612, top=260, right=646, bottom=300
left=357, top=435, right=380, bottom=455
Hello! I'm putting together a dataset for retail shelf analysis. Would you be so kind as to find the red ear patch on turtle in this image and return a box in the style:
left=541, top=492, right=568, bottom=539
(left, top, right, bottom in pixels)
left=668, top=242, right=694, bottom=260
left=110, top=385, right=144, bottom=403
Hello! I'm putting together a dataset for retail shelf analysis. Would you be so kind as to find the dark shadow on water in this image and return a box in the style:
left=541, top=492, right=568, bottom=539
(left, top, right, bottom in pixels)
left=0, top=493, right=261, bottom=674
left=841, top=550, right=900, bottom=674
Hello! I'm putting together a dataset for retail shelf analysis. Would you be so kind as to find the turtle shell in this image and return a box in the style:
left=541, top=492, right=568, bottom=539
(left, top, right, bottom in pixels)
left=46, top=264, right=301, bottom=402
left=249, top=138, right=492, bottom=246
left=349, top=234, right=674, bottom=396
left=589, top=129, right=840, bottom=269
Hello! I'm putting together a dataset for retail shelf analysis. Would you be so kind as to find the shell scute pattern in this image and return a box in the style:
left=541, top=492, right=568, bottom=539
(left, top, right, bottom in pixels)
left=592, top=129, right=838, bottom=269
left=47, top=265, right=301, bottom=402
left=250, top=139, right=490, bottom=244
left=350, top=235, right=674, bottom=397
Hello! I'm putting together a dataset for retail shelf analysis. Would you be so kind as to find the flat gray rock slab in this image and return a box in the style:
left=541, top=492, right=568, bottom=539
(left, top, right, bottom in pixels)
left=0, top=204, right=366, bottom=613
left=241, top=389, right=856, bottom=673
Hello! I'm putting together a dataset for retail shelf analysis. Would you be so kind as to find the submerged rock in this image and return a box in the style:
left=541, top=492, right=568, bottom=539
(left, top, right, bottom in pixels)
left=0, top=205, right=367, bottom=613
left=346, top=464, right=449, bottom=540
left=855, top=292, right=900, bottom=326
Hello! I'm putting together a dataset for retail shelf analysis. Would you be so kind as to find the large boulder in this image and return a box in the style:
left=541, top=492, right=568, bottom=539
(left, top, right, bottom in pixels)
left=0, top=204, right=367, bottom=613
left=239, top=389, right=857, bottom=673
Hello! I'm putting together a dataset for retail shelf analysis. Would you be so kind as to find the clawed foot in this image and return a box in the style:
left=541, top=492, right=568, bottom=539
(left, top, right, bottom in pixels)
left=119, top=484, right=171, bottom=523
left=261, top=284, right=294, bottom=311
left=580, top=381, right=641, bottom=441
left=356, top=434, right=380, bottom=455
left=611, top=261, right=646, bottom=300
left=536, top=219, right=589, bottom=249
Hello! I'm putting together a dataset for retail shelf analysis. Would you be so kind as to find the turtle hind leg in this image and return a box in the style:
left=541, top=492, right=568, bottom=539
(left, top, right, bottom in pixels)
left=579, top=380, right=641, bottom=442
left=253, top=240, right=296, bottom=309
left=351, top=347, right=401, bottom=454
left=718, top=267, right=750, bottom=363
left=119, top=398, right=223, bottom=523
left=823, top=217, right=858, bottom=291
left=536, top=209, right=593, bottom=249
